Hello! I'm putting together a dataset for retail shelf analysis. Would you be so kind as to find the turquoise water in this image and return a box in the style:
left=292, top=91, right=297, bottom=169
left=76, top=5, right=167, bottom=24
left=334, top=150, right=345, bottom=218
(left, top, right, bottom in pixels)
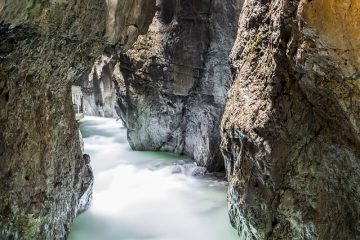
left=68, top=117, right=238, bottom=240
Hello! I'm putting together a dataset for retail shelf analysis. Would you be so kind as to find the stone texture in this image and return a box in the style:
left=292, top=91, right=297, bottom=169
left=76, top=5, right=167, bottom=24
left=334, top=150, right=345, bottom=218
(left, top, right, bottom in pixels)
left=80, top=56, right=118, bottom=118
left=221, top=0, right=360, bottom=239
left=2, top=0, right=360, bottom=239
left=105, top=0, right=156, bottom=47
left=0, top=0, right=155, bottom=239
left=76, top=0, right=157, bottom=119
left=0, top=21, right=98, bottom=240
left=116, top=0, right=243, bottom=171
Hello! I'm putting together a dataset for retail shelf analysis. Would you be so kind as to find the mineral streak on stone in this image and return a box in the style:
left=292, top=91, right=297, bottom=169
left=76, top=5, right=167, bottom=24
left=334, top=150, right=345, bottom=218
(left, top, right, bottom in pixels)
left=0, top=0, right=155, bottom=239
left=221, top=0, right=360, bottom=239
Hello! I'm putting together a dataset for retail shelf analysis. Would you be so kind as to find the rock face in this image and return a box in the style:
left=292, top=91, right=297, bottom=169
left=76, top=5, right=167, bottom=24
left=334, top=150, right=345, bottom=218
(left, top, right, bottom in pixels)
left=0, top=1, right=104, bottom=238
left=1, top=0, right=360, bottom=239
left=116, top=0, right=243, bottom=171
left=221, top=0, right=360, bottom=239
left=79, top=56, right=118, bottom=118
left=0, top=0, right=155, bottom=239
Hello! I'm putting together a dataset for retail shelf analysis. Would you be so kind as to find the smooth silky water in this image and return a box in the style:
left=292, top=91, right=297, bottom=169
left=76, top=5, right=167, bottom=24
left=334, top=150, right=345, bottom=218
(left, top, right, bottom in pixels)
left=68, top=116, right=238, bottom=240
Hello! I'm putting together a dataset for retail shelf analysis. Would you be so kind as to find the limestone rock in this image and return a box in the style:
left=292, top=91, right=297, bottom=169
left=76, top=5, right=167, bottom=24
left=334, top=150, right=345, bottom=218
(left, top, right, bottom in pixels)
left=171, top=162, right=207, bottom=176
left=80, top=56, right=118, bottom=118
left=221, top=0, right=360, bottom=239
left=0, top=0, right=155, bottom=238
left=83, top=154, right=91, bottom=165
left=2, top=0, right=360, bottom=239
left=0, top=21, right=100, bottom=240
left=171, top=165, right=182, bottom=174
left=116, top=0, right=243, bottom=171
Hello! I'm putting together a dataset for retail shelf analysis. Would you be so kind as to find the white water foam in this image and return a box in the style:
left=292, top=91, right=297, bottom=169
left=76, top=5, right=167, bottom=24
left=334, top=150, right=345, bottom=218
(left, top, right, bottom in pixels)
left=69, top=116, right=238, bottom=240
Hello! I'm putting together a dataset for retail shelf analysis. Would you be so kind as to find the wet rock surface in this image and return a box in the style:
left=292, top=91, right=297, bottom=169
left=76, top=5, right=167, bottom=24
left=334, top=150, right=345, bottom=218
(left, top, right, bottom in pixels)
left=221, top=0, right=360, bottom=239
left=79, top=56, right=118, bottom=118
left=116, top=0, right=243, bottom=171
left=1, top=0, right=359, bottom=239
left=0, top=22, right=98, bottom=240
left=0, top=0, right=155, bottom=239
left=171, top=161, right=207, bottom=176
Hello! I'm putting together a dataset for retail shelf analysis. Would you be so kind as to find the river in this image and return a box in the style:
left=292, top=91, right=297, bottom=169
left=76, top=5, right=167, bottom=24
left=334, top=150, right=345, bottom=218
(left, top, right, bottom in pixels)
left=68, top=116, right=238, bottom=240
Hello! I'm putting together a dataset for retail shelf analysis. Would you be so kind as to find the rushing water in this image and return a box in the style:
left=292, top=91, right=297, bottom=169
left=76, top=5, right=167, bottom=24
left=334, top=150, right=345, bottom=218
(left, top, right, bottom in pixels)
left=68, top=117, right=238, bottom=240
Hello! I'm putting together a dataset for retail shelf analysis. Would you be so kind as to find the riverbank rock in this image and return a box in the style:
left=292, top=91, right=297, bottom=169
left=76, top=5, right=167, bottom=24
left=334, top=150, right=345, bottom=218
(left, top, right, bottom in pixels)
left=79, top=56, right=119, bottom=118
left=116, top=0, right=243, bottom=171
left=221, top=0, right=360, bottom=239
left=1, top=0, right=360, bottom=239
left=0, top=0, right=155, bottom=239
left=171, top=165, right=182, bottom=174
left=171, top=162, right=207, bottom=176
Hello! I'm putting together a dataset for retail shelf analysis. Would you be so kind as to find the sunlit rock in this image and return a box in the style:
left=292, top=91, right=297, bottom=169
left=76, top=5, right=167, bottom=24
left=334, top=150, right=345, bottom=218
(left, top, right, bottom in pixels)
left=221, top=0, right=360, bottom=239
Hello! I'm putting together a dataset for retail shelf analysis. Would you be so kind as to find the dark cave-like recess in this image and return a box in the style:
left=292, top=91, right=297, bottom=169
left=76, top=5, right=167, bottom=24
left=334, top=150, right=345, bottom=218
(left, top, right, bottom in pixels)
left=158, top=0, right=176, bottom=24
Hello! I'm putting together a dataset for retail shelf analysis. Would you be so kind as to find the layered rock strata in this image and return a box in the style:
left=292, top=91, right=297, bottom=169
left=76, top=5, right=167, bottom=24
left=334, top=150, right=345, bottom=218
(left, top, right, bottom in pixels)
left=221, top=0, right=360, bottom=239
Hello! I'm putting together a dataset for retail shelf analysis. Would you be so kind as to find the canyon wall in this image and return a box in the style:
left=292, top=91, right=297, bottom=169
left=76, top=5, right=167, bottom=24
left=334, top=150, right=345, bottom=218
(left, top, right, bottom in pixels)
left=1, top=0, right=359, bottom=239
left=117, top=0, right=243, bottom=171
left=115, top=0, right=360, bottom=238
left=76, top=0, right=156, bottom=119
left=221, top=0, right=360, bottom=239
left=79, top=56, right=118, bottom=118
left=0, top=0, right=155, bottom=238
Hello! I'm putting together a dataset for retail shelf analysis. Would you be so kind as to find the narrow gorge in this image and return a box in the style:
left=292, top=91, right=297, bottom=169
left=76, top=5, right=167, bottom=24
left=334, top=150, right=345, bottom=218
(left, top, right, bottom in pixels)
left=1, top=0, right=359, bottom=239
